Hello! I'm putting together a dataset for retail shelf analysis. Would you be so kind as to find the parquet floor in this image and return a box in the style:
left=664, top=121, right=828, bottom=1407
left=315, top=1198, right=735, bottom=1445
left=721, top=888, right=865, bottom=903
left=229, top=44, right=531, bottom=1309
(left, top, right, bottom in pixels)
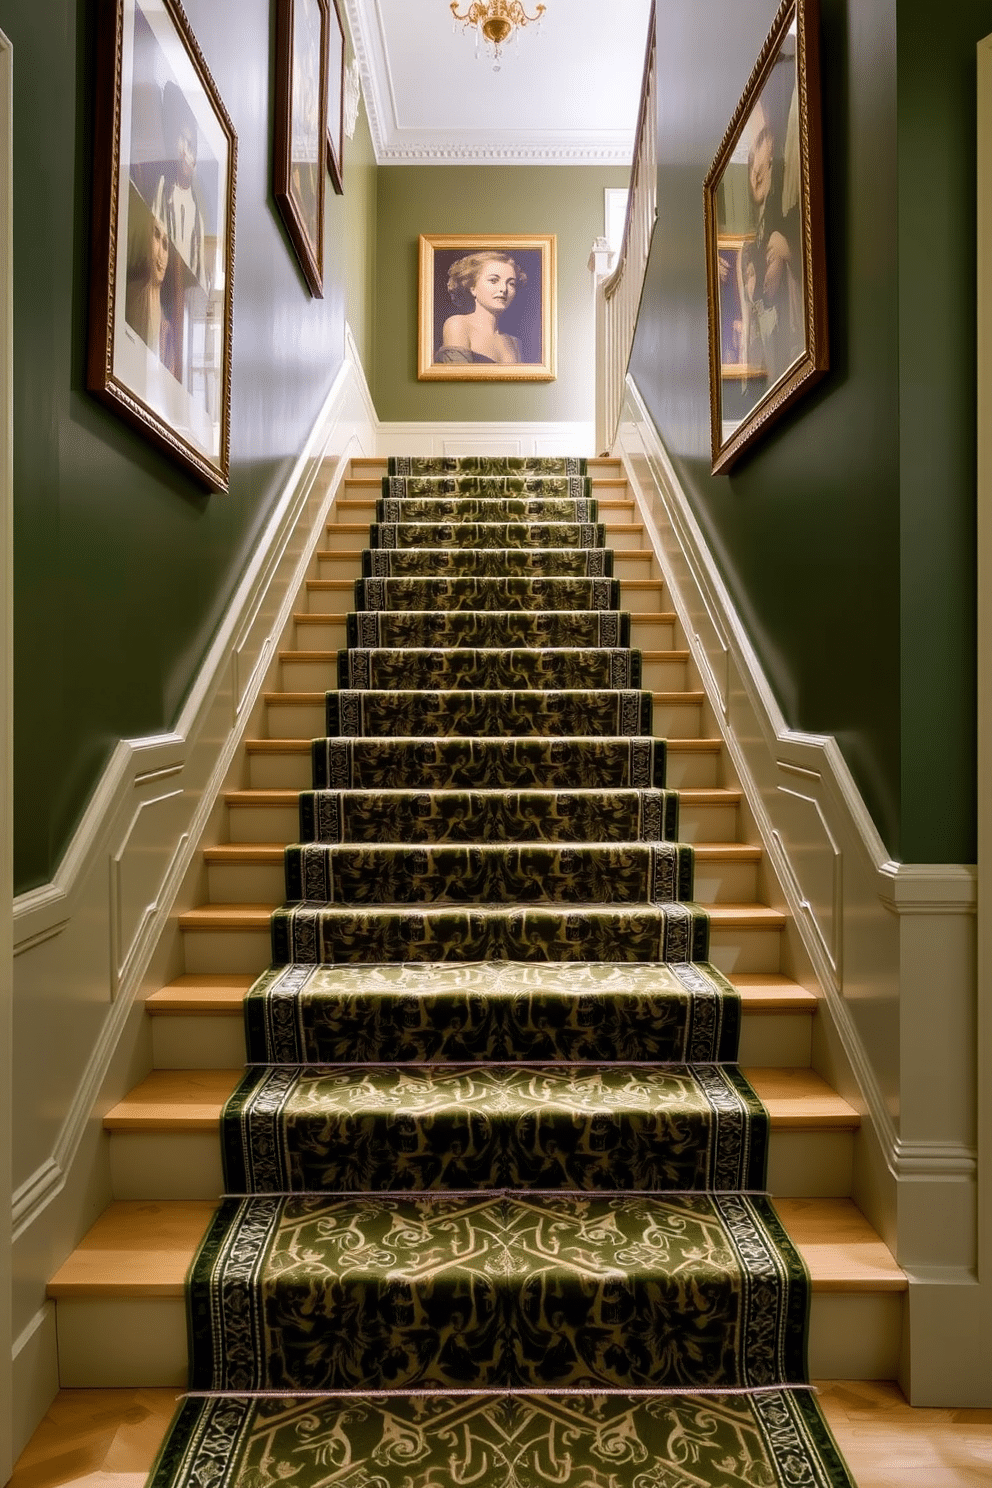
left=5, top=1383, right=991, bottom=1488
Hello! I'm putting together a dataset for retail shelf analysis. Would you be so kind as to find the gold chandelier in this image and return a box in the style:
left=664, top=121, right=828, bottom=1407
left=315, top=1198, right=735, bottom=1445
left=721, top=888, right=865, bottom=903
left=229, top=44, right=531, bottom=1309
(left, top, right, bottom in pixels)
left=450, top=1, right=547, bottom=68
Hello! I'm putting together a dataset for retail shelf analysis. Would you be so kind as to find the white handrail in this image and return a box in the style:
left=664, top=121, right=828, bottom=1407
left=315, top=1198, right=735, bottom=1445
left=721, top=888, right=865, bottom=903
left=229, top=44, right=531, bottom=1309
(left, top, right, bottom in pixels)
left=595, top=12, right=657, bottom=454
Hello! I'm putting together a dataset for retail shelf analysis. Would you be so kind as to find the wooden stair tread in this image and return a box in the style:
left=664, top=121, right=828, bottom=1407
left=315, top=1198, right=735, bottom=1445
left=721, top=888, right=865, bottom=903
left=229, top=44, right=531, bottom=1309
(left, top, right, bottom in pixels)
left=46, top=1196, right=900, bottom=1298
left=178, top=904, right=275, bottom=930
left=204, top=840, right=760, bottom=865
left=246, top=736, right=723, bottom=754
left=224, top=789, right=301, bottom=804
left=744, top=1067, right=859, bottom=1128
left=727, top=973, right=818, bottom=1011
left=105, top=1065, right=852, bottom=1133
left=145, top=973, right=816, bottom=1018
left=679, top=787, right=741, bottom=802
left=179, top=901, right=783, bottom=932
left=147, top=974, right=254, bottom=1014
left=246, top=738, right=313, bottom=754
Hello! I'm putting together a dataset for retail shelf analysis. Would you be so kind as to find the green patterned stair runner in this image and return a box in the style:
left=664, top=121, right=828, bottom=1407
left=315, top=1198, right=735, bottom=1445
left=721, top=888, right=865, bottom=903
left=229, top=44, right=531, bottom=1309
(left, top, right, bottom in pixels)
left=152, top=1392, right=853, bottom=1488
left=362, top=547, right=613, bottom=577
left=311, top=735, right=667, bottom=789
left=221, top=1063, right=768, bottom=1193
left=354, top=574, right=621, bottom=609
left=348, top=608, right=630, bottom=648
left=150, top=456, right=855, bottom=1487
left=189, top=1193, right=805, bottom=1392
left=297, top=786, right=679, bottom=844
left=243, top=961, right=740, bottom=1064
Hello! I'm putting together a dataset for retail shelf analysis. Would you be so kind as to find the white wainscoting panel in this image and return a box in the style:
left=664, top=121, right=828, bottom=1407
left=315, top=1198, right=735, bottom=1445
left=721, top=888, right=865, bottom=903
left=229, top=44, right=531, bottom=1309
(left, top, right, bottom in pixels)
left=9, top=329, right=377, bottom=1450
left=617, top=378, right=984, bottom=1404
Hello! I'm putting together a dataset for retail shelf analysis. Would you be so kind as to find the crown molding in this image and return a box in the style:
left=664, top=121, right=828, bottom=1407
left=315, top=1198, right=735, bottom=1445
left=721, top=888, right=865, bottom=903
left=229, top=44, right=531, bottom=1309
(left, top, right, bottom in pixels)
left=342, top=0, right=636, bottom=167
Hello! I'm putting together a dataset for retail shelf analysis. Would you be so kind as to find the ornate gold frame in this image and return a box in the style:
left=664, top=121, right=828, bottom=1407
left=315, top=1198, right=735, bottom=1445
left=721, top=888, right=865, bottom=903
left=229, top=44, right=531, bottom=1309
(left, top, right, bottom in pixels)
left=418, top=233, right=557, bottom=382
left=274, top=0, right=329, bottom=297
left=88, top=0, right=237, bottom=492
left=703, top=0, right=828, bottom=474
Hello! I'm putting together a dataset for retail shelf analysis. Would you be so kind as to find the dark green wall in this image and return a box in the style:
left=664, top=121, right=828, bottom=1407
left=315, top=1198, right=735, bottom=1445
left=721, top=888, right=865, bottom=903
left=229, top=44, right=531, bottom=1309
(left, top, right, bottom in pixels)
left=630, top=0, right=981, bottom=861
left=373, top=166, right=629, bottom=425
left=8, top=0, right=364, bottom=893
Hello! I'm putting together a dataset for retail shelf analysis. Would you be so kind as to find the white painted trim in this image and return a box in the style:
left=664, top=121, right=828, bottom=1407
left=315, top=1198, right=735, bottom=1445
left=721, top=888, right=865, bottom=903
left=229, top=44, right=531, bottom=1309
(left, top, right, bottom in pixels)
left=376, top=421, right=596, bottom=458
left=341, top=0, right=636, bottom=166
left=974, top=26, right=992, bottom=1401
left=0, top=27, right=13, bottom=1482
left=618, top=377, right=986, bottom=1402
left=10, top=328, right=376, bottom=1242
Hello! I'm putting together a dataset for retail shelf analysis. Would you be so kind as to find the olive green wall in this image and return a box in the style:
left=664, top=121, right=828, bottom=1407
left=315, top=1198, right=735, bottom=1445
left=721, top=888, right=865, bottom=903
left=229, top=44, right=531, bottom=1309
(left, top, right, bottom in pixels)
left=629, top=0, right=980, bottom=862
left=372, top=165, right=629, bottom=424
left=343, top=87, right=377, bottom=377
left=9, top=0, right=373, bottom=894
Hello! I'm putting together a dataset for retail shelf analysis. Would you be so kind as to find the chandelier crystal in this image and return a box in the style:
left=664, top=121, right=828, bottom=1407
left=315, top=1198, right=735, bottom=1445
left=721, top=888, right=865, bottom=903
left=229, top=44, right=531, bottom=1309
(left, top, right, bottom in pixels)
left=450, top=0, right=547, bottom=70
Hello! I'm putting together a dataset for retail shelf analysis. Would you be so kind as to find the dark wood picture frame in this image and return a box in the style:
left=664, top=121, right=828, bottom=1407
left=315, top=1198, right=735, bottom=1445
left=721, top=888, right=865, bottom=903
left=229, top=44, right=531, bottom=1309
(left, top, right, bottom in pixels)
left=88, top=0, right=237, bottom=493
left=418, top=233, right=557, bottom=382
left=326, top=0, right=345, bottom=194
left=703, top=0, right=828, bottom=474
left=274, top=0, right=328, bottom=297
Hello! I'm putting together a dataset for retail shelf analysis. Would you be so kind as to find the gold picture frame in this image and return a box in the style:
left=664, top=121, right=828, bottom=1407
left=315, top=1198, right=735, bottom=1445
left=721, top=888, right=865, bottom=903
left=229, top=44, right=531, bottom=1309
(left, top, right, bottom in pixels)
left=274, top=0, right=328, bottom=298
left=88, top=0, right=237, bottom=492
left=703, top=0, right=828, bottom=474
left=418, top=233, right=557, bottom=381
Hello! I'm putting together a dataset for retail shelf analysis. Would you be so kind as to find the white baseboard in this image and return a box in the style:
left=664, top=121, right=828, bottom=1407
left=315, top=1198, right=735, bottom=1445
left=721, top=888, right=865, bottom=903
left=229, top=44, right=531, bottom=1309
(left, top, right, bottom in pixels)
left=375, top=421, right=596, bottom=458
left=8, top=328, right=377, bottom=1442
left=618, top=377, right=986, bottom=1404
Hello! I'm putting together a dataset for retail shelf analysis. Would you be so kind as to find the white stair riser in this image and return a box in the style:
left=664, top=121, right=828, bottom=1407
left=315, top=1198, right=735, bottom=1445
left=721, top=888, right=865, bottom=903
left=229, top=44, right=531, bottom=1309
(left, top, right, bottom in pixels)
left=293, top=622, right=677, bottom=649
left=279, top=656, right=687, bottom=693
left=295, top=618, right=347, bottom=649
left=226, top=799, right=740, bottom=845
left=664, top=751, right=721, bottom=789
left=249, top=747, right=719, bottom=790
left=306, top=585, right=355, bottom=614
left=708, top=925, right=782, bottom=974
left=55, top=1299, right=187, bottom=1388
left=322, top=528, right=647, bottom=555
left=108, top=1126, right=852, bottom=1204
left=52, top=1275, right=898, bottom=1388
left=690, top=860, right=758, bottom=904
left=619, top=585, right=667, bottom=614
left=227, top=804, right=300, bottom=842
left=736, top=1013, right=813, bottom=1068
left=651, top=701, right=703, bottom=738
left=264, top=701, right=327, bottom=737
left=767, top=1130, right=854, bottom=1197
left=207, top=863, right=285, bottom=902
left=150, top=1009, right=814, bottom=1072
left=183, top=927, right=270, bottom=974
left=678, top=802, right=739, bottom=842
left=808, top=1293, right=904, bottom=1379
left=316, top=554, right=363, bottom=579
left=248, top=751, right=313, bottom=789
left=204, top=858, right=756, bottom=908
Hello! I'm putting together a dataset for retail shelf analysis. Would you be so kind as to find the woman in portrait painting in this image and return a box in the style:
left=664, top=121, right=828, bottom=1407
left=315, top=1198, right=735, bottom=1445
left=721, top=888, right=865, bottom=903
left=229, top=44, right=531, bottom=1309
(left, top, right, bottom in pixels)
left=436, top=252, right=528, bottom=365
left=124, top=201, right=178, bottom=379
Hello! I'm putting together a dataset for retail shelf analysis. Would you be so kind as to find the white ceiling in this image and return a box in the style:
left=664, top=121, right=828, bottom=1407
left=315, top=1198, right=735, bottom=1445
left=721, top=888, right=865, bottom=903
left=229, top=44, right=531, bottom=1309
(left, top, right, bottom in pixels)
left=343, top=0, right=654, bottom=165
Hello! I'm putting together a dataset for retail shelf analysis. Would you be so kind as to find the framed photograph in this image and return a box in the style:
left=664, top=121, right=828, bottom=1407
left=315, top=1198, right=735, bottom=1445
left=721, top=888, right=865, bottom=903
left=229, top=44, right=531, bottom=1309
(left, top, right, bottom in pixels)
left=703, top=0, right=828, bottom=474
left=418, top=234, right=557, bottom=382
left=88, top=0, right=237, bottom=493
left=326, top=0, right=345, bottom=194
left=274, top=0, right=328, bottom=297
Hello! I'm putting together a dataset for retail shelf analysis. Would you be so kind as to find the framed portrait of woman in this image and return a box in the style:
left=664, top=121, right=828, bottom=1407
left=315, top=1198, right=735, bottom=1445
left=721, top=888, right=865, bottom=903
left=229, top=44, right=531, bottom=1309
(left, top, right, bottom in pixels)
left=87, top=0, right=237, bottom=492
left=418, top=234, right=557, bottom=382
left=703, top=0, right=828, bottom=474
left=274, top=0, right=329, bottom=296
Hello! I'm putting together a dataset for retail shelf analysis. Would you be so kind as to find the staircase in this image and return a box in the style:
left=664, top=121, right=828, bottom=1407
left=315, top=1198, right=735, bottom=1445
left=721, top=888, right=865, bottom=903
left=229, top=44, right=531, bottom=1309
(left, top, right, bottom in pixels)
left=46, top=455, right=905, bottom=1413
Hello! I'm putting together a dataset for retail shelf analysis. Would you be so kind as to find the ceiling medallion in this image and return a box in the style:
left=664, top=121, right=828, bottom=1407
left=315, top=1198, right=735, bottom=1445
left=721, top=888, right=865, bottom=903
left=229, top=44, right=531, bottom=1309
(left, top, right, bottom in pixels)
left=450, top=1, right=547, bottom=70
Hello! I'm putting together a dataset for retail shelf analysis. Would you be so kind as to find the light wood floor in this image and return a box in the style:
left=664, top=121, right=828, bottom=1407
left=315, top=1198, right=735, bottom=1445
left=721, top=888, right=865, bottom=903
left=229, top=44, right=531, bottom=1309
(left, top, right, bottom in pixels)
left=6, top=1383, right=991, bottom=1488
